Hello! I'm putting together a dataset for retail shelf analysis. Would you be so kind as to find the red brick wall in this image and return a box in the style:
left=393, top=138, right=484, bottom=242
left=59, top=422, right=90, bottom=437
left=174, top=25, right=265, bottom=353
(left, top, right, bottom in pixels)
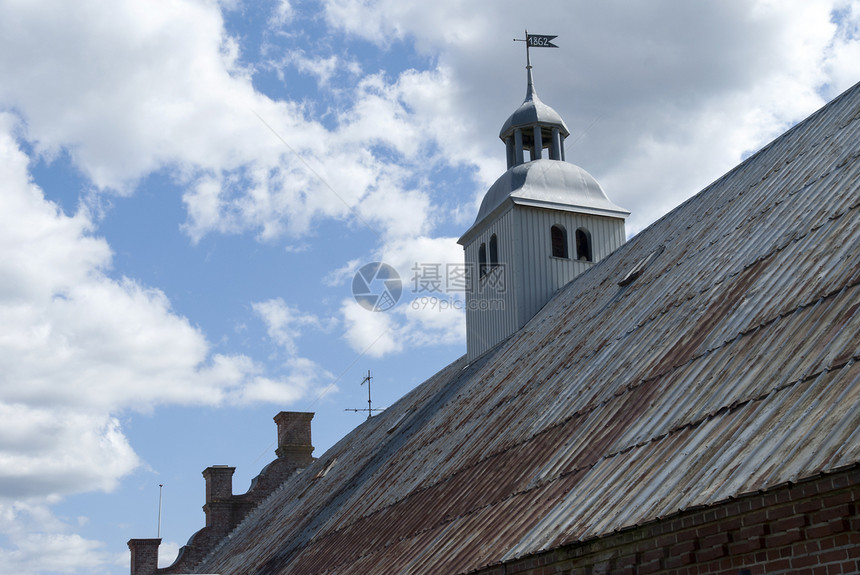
left=476, top=466, right=860, bottom=575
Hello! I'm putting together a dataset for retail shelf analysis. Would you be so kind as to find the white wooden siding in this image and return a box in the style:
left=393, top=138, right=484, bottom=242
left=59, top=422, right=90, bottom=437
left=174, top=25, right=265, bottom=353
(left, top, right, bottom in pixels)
left=464, top=208, right=518, bottom=360
left=465, top=203, right=625, bottom=361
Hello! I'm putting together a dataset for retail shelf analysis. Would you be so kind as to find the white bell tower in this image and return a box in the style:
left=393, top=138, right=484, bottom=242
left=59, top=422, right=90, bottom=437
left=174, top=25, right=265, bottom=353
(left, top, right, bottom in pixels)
left=458, top=61, right=629, bottom=361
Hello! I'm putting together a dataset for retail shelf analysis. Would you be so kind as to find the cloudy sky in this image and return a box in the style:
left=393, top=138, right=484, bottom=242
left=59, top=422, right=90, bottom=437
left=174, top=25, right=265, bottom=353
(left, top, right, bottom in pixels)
left=1, top=1, right=859, bottom=573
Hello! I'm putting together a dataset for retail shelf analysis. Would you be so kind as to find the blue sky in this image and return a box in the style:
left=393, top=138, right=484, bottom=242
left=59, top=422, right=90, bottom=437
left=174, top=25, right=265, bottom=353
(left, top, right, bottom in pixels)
left=1, top=1, right=860, bottom=573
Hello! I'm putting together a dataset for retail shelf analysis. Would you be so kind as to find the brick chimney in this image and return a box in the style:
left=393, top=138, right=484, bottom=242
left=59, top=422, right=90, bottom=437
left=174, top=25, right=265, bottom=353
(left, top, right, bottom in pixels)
left=274, top=411, right=314, bottom=467
left=128, top=538, right=161, bottom=575
left=203, top=465, right=235, bottom=503
left=202, top=465, right=236, bottom=536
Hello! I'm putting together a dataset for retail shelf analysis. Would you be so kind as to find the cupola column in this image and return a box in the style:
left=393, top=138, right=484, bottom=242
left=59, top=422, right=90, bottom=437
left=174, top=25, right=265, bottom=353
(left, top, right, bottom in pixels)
left=532, top=125, right=543, bottom=160
left=498, top=65, right=569, bottom=167
left=551, top=127, right=562, bottom=161
left=514, top=129, right=524, bottom=165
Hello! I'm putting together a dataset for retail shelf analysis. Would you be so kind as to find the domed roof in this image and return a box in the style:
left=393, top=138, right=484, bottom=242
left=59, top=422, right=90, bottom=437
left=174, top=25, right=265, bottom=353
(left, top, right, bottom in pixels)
left=499, top=68, right=569, bottom=140
left=459, top=160, right=629, bottom=244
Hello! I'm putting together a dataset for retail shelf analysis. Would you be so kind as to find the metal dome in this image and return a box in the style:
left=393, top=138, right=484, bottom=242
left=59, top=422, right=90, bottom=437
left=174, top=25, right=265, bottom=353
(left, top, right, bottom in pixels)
left=462, top=160, right=629, bottom=241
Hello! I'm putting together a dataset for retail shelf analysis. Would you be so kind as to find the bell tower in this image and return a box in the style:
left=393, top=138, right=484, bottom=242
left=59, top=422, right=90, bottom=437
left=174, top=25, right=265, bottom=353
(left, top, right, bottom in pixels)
left=458, top=56, right=629, bottom=361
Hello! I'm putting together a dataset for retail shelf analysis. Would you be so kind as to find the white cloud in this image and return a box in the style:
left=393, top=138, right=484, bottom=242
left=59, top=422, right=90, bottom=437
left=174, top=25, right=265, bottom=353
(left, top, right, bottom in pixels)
left=248, top=299, right=339, bottom=404
left=0, top=115, right=321, bottom=522
left=0, top=501, right=111, bottom=574
left=0, top=0, right=482, bottom=251
left=340, top=293, right=465, bottom=359
left=825, top=0, right=860, bottom=94
left=158, top=541, right=181, bottom=571
left=340, top=299, right=402, bottom=358
left=378, top=235, right=463, bottom=278
left=0, top=0, right=251, bottom=189
left=399, top=294, right=466, bottom=348
left=0, top=406, right=138, bottom=499
left=252, top=298, right=331, bottom=356
left=268, top=0, right=295, bottom=27
left=323, top=258, right=362, bottom=288
left=320, top=0, right=495, bottom=51
left=233, top=357, right=333, bottom=405
left=278, top=52, right=344, bottom=87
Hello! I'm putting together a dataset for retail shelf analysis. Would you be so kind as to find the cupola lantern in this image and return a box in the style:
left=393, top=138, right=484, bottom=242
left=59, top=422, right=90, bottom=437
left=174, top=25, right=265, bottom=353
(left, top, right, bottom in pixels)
left=459, top=47, right=629, bottom=361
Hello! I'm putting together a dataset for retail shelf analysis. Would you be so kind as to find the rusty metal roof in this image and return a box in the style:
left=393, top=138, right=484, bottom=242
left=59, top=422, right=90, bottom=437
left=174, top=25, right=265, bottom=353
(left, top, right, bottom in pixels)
left=193, top=80, right=860, bottom=575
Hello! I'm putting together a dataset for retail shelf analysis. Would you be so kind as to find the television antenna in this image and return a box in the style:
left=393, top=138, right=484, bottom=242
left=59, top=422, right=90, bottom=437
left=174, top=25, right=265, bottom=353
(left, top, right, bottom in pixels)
left=345, top=370, right=384, bottom=419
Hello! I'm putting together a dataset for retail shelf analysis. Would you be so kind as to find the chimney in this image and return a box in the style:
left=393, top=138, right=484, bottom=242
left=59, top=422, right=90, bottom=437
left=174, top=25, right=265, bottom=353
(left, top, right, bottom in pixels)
left=274, top=412, right=314, bottom=467
left=128, top=538, right=161, bottom=575
left=202, top=465, right=235, bottom=532
left=128, top=414, right=316, bottom=575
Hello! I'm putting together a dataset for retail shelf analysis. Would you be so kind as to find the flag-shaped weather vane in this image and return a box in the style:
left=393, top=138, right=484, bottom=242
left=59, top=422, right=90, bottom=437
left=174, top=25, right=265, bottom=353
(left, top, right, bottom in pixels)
left=514, top=29, right=558, bottom=68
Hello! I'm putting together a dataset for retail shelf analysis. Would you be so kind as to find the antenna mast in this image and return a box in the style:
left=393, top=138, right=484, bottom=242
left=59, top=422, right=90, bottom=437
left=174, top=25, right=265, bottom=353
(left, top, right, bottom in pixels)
left=345, top=370, right=384, bottom=419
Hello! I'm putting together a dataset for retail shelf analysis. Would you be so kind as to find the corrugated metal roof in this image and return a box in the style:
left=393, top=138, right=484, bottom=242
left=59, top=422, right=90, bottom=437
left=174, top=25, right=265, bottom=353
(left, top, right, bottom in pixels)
left=191, top=80, right=860, bottom=575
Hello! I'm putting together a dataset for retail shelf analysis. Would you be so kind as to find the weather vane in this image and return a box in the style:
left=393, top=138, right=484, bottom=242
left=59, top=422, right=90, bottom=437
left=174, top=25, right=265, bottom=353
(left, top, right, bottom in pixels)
left=345, top=370, right=385, bottom=420
left=514, top=29, right=559, bottom=68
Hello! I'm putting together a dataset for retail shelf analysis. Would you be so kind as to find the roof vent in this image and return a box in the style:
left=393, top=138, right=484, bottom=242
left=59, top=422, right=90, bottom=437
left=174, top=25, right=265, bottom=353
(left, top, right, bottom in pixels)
left=618, top=245, right=665, bottom=287
left=387, top=409, right=413, bottom=434
left=315, top=458, right=337, bottom=479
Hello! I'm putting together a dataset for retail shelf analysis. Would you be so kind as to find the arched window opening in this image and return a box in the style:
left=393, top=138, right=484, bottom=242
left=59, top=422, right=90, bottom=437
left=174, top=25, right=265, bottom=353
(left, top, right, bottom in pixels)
left=551, top=225, right=568, bottom=258
left=489, top=234, right=499, bottom=267
left=479, top=243, right=488, bottom=278
left=576, top=228, right=593, bottom=262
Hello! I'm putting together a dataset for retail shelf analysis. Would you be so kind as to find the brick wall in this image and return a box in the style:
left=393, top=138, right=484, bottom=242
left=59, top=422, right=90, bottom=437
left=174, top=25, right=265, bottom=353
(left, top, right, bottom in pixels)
left=477, top=466, right=860, bottom=575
